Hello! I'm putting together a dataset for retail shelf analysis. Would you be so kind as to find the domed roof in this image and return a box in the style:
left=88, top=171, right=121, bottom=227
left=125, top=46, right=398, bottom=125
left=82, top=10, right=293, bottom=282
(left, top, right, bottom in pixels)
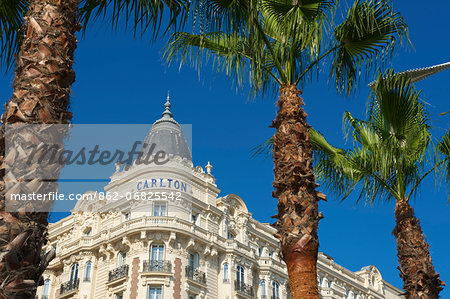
left=140, top=94, right=192, bottom=160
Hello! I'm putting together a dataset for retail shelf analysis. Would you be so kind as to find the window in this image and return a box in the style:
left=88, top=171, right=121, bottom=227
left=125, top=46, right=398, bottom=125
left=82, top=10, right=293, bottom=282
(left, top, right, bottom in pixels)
left=123, top=212, right=131, bottom=221
left=223, top=263, right=229, bottom=282
left=154, top=204, right=167, bottom=216
left=260, top=280, right=266, bottom=297
left=236, top=265, right=245, bottom=284
left=69, top=263, right=79, bottom=282
left=118, top=252, right=126, bottom=267
left=191, top=213, right=199, bottom=225
left=227, top=231, right=235, bottom=240
left=84, top=261, right=92, bottom=281
left=148, top=286, right=162, bottom=299
left=151, top=245, right=164, bottom=261
left=114, top=293, right=124, bottom=299
left=42, top=279, right=50, bottom=297
left=83, top=227, right=92, bottom=236
left=272, top=281, right=280, bottom=299
left=188, top=295, right=197, bottom=299
left=188, top=253, right=199, bottom=269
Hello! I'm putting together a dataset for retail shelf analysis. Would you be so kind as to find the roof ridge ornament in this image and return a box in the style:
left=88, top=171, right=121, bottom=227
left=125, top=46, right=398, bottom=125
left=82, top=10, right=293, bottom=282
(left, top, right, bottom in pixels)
left=161, top=91, right=173, bottom=119
left=368, top=61, right=450, bottom=89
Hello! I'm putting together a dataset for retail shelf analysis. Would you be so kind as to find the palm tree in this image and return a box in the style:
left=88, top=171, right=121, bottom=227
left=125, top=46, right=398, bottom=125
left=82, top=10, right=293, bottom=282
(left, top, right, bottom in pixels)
left=311, top=71, right=449, bottom=298
left=0, top=0, right=189, bottom=297
left=164, top=0, right=407, bottom=297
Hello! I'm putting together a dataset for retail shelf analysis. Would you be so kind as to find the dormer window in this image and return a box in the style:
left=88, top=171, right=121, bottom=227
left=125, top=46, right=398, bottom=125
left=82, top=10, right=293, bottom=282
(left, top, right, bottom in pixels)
left=227, top=231, right=235, bottom=240
left=191, top=213, right=200, bottom=225
left=83, top=227, right=92, bottom=236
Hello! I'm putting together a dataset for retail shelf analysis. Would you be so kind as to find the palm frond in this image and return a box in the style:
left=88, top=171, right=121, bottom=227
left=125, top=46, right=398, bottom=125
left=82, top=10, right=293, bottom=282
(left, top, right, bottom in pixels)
left=79, top=0, right=190, bottom=38
left=368, top=70, right=431, bottom=158
left=331, top=0, right=408, bottom=95
left=438, top=131, right=450, bottom=199
left=0, top=0, right=28, bottom=71
left=163, top=31, right=280, bottom=95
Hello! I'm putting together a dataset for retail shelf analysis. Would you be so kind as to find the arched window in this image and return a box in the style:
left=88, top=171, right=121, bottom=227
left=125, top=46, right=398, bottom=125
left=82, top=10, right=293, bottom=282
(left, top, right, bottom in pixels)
left=272, top=281, right=280, bottom=299
left=84, top=261, right=92, bottom=281
left=236, top=265, right=245, bottom=284
left=188, top=253, right=199, bottom=270
left=69, top=263, right=79, bottom=282
left=260, top=280, right=266, bottom=296
left=117, top=252, right=126, bottom=267
left=43, top=279, right=50, bottom=297
left=223, top=263, right=229, bottom=282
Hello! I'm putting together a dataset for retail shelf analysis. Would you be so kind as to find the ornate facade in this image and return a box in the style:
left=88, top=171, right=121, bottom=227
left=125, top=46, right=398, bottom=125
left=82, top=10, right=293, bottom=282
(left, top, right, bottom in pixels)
left=37, top=97, right=403, bottom=299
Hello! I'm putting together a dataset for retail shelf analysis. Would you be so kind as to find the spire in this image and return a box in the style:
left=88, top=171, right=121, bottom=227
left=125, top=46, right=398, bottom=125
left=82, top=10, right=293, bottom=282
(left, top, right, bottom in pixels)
left=161, top=91, right=173, bottom=119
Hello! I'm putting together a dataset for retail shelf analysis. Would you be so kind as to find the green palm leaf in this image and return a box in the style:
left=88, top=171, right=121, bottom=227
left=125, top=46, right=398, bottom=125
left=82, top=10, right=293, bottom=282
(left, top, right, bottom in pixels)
left=79, top=0, right=190, bottom=38
left=332, top=0, right=408, bottom=95
left=0, top=0, right=28, bottom=70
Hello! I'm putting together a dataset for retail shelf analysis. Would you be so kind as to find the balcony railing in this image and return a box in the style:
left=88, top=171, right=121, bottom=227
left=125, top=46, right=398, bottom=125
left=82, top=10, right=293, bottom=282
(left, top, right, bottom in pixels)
left=271, top=296, right=280, bottom=299
left=142, top=260, right=172, bottom=273
left=60, top=278, right=79, bottom=295
left=108, top=265, right=129, bottom=282
left=185, top=266, right=206, bottom=284
left=235, top=280, right=254, bottom=297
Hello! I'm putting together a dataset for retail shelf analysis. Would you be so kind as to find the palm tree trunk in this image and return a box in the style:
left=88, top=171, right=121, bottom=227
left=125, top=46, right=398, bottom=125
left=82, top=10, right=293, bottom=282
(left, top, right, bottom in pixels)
left=272, top=84, right=321, bottom=299
left=394, top=200, right=444, bottom=299
left=0, top=0, right=77, bottom=297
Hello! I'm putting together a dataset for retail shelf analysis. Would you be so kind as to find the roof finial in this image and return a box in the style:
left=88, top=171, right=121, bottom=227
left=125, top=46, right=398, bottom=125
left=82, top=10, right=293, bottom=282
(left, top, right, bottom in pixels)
left=162, top=91, right=173, bottom=119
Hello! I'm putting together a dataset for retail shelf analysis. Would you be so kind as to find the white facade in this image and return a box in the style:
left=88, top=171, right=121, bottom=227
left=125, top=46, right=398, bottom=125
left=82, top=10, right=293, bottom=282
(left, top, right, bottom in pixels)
left=37, top=99, right=403, bottom=299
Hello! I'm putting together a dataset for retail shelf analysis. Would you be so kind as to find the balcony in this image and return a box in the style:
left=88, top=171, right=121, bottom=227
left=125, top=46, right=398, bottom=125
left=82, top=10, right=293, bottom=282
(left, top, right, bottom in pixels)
left=235, top=280, right=254, bottom=297
left=142, top=260, right=172, bottom=273
left=60, top=278, right=79, bottom=296
left=185, top=266, right=206, bottom=284
left=108, top=265, right=129, bottom=282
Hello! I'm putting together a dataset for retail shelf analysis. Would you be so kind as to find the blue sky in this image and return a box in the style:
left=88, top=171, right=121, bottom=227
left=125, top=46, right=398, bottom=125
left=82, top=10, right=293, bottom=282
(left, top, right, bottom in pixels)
left=1, top=0, right=449, bottom=296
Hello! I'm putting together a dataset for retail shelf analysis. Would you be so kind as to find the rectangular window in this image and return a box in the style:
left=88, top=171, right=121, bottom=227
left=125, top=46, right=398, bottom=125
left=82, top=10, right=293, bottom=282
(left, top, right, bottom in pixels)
left=118, top=252, right=126, bottom=267
left=123, top=212, right=130, bottom=221
left=154, top=204, right=167, bottom=216
left=188, top=253, right=199, bottom=269
left=190, top=213, right=197, bottom=224
left=151, top=245, right=165, bottom=262
left=148, top=286, right=162, bottom=299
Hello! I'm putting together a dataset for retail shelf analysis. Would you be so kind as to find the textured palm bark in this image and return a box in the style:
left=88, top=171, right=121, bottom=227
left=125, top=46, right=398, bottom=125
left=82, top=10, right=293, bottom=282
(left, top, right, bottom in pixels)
left=394, top=200, right=444, bottom=299
left=272, top=84, right=321, bottom=299
left=0, top=0, right=77, bottom=297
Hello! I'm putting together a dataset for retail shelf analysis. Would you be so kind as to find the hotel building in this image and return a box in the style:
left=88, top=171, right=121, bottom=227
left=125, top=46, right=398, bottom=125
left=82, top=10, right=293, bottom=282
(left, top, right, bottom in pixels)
left=36, top=97, right=404, bottom=299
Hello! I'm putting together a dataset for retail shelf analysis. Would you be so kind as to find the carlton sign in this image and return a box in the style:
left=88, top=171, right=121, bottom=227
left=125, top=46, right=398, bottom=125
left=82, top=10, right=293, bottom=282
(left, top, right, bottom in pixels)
left=136, top=178, right=188, bottom=192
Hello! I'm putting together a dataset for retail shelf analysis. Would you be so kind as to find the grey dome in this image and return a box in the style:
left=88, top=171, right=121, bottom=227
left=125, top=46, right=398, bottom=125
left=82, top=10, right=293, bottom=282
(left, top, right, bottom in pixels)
left=140, top=95, right=192, bottom=160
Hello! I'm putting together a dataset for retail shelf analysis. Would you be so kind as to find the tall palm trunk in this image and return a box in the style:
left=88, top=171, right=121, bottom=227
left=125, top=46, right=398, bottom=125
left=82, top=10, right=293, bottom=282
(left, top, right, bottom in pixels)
left=394, top=200, right=444, bottom=299
left=0, top=0, right=77, bottom=297
left=272, top=84, right=321, bottom=298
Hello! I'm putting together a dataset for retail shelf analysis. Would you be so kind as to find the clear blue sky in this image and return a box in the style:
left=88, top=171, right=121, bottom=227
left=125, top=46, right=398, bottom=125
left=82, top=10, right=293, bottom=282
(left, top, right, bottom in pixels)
left=1, top=0, right=449, bottom=296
